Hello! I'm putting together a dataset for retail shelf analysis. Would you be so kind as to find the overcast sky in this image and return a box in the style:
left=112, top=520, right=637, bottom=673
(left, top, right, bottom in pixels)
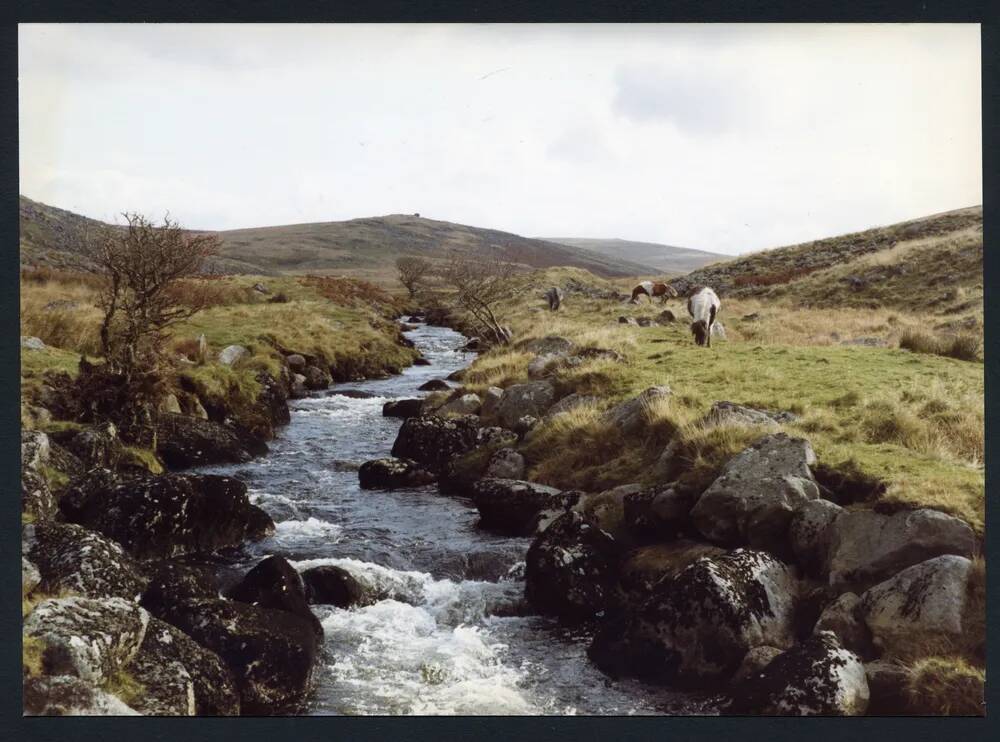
left=19, top=23, right=981, bottom=255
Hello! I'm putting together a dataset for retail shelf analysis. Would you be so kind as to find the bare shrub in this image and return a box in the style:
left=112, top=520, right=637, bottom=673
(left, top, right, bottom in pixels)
left=73, top=213, right=220, bottom=444
left=396, top=256, right=433, bottom=298
left=439, top=253, right=526, bottom=345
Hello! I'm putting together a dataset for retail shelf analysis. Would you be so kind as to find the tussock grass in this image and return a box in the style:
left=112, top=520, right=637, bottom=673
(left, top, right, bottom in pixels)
left=900, top=329, right=981, bottom=361
left=460, top=350, right=534, bottom=392
left=101, top=670, right=146, bottom=707
left=22, top=635, right=45, bottom=678
left=904, top=657, right=985, bottom=716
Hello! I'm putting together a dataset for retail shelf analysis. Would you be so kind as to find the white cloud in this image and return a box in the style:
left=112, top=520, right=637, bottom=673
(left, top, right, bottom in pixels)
left=19, top=23, right=981, bottom=255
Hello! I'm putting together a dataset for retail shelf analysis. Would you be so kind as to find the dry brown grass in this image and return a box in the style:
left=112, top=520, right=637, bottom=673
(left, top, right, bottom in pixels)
left=899, top=329, right=981, bottom=361
left=904, top=657, right=985, bottom=716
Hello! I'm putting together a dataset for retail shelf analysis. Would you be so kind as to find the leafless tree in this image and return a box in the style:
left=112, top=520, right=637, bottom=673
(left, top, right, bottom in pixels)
left=89, top=213, right=220, bottom=372
left=439, top=252, right=525, bottom=345
left=75, top=213, right=220, bottom=444
left=396, top=256, right=433, bottom=298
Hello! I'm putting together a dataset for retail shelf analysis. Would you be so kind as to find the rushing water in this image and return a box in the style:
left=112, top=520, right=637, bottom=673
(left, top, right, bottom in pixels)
left=200, top=323, right=710, bottom=716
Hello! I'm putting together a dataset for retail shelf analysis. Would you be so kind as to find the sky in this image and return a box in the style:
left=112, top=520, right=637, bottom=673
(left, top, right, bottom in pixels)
left=19, top=23, right=982, bottom=256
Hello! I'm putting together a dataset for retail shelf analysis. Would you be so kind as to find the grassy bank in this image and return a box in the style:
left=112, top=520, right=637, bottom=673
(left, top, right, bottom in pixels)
left=21, top=270, right=418, bottom=426
left=461, top=267, right=985, bottom=532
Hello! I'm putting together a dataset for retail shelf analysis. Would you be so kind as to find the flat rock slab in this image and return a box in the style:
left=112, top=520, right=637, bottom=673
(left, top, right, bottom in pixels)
left=826, top=508, right=975, bottom=591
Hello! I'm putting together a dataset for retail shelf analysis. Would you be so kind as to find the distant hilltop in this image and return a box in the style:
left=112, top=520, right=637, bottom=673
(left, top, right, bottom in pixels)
left=541, top=237, right=725, bottom=275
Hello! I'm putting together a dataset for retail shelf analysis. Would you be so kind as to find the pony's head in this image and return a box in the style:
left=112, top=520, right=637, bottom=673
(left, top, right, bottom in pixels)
left=691, top=319, right=709, bottom=346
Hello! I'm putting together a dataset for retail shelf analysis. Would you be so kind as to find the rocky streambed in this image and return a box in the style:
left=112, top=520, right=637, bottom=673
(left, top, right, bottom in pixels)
left=21, top=322, right=984, bottom=716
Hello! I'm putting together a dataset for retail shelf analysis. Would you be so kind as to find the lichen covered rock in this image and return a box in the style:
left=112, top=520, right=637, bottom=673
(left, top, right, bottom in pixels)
left=155, top=597, right=318, bottom=711
left=25, top=522, right=147, bottom=600
left=729, top=631, right=869, bottom=715
left=471, top=478, right=579, bottom=535
left=358, top=457, right=436, bottom=489
left=690, top=434, right=819, bottom=551
left=390, top=415, right=515, bottom=473
left=61, top=472, right=274, bottom=559
left=860, top=554, right=973, bottom=657
left=495, top=381, right=556, bottom=429
left=826, top=509, right=975, bottom=591
left=589, top=549, right=799, bottom=685
left=604, top=386, right=672, bottom=436
left=525, top=511, right=620, bottom=622
left=23, top=675, right=139, bottom=716
left=131, top=617, right=240, bottom=716
left=155, top=412, right=267, bottom=469
left=24, top=597, right=150, bottom=684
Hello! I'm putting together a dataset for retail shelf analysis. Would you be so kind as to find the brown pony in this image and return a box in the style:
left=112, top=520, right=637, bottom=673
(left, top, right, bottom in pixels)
left=630, top=280, right=678, bottom=304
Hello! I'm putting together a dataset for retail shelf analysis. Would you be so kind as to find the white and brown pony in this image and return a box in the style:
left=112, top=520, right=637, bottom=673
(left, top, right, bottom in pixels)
left=630, top=280, right=678, bottom=304
left=687, top=286, right=722, bottom=347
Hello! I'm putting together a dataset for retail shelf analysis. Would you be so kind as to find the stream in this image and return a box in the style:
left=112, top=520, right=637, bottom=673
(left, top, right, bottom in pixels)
left=200, top=322, right=711, bottom=715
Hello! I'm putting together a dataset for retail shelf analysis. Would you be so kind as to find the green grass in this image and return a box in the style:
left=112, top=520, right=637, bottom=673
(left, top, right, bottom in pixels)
left=463, top=267, right=985, bottom=532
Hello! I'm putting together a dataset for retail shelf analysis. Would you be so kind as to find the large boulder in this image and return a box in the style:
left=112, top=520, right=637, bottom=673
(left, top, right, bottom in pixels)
left=418, top=379, right=451, bottom=392
left=218, top=344, right=250, bottom=366
left=728, top=632, right=869, bottom=715
left=616, top=541, right=727, bottom=603
left=826, top=508, right=975, bottom=591
left=604, top=386, right=672, bottom=436
left=589, top=549, right=799, bottom=685
left=23, top=675, right=139, bottom=716
left=302, top=364, right=332, bottom=390
left=527, top=354, right=567, bottom=379
left=140, top=561, right=220, bottom=617
left=301, top=565, right=369, bottom=608
left=496, top=381, right=556, bottom=429
left=812, top=592, right=875, bottom=659
left=390, top=415, right=515, bottom=473
left=24, top=522, right=146, bottom=600
left=789, top=499, right=844, bottom=576
left=225, top=555, right=323, bottom=639
left=22, top=467, right=56, bottom=522
left=524, top=335, right=574, bottom=355
left=702, top=401, right=796, bottom=429
left=622, top=484, right=698, bottom=543
left=545, top=392, right=598, bottom=419
left=573, top=483, right=643, bottom=545
left=479, top=387, right=504, bottom=420
left=471, top=478, right=579, bottom=535
left=859, top=554, right=974, bottom=658
left=155, top=597, right=319, bottom=711
left=49, top=422, right=125, bottom=470
left=358, top=457, right=437, bottom=489
left=22, top=429, right=51, bottom=472
left=156, top=412, right=268, bottom=469
left=61, top=472, right=275, bottom=560
left=864, top=660, right=911, bottom=715
left=24, top=597, right=149, bottom=684
left=382, top=398, right=424, bottom=418
left=524, top=511, right=620, bottom=622
left=437, top=393, right=482, bottom=416
left=690, top=434, right=819, bottom=552
left=483, top=448, right=525, bottom=480
left=255, top=371, right=291, bottom=428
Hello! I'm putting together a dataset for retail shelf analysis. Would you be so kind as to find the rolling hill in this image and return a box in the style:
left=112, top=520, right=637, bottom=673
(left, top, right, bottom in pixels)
left=541, top=236, right=725, bottom=275
left=19, top=196, right=659, bottom=279
left=669, top=205, right=983, bottom=329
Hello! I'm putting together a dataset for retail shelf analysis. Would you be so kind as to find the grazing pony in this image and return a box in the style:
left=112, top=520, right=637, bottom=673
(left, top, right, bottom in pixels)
left=687, top=286, right=722, bottom=347
left=630, top=280, right=678, bottom=304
